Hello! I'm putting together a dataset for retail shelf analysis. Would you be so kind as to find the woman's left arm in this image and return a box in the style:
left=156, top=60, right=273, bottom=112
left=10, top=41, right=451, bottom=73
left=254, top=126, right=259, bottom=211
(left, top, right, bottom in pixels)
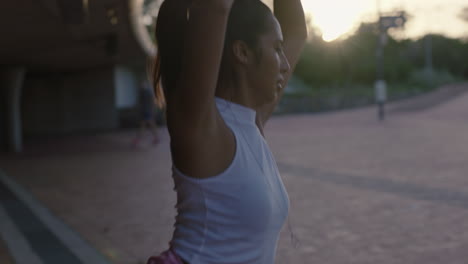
left=257, top=0, right=307, bottom=131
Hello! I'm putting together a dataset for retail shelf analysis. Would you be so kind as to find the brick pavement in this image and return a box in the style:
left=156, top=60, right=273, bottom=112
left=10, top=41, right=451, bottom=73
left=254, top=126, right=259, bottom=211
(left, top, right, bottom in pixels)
left=1, top=83, right=468, bottom=264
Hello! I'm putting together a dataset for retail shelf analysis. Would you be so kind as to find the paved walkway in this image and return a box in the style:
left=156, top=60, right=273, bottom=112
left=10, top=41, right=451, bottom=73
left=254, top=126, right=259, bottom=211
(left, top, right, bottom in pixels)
left=1, top=83, right=468, bottom=264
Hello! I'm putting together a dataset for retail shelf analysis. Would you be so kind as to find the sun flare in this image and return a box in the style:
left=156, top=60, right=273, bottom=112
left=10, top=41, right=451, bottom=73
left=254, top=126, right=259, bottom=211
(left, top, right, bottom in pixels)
left=301, top=0, right=374, bottom=41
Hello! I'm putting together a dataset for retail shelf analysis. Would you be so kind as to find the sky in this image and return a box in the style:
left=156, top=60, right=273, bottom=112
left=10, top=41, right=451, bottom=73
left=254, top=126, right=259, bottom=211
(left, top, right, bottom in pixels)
left=298, top=0, right=468, bottom=41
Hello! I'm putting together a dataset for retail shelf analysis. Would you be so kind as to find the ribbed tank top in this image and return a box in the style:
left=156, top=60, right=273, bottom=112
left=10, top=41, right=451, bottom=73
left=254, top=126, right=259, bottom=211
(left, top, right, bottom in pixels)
left=170, top=97, right=290, bottom=264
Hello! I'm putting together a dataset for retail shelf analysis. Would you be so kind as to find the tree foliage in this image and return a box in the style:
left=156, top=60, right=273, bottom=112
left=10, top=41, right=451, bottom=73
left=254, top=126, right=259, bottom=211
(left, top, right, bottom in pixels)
left=294, top=22, right=468, bottom=90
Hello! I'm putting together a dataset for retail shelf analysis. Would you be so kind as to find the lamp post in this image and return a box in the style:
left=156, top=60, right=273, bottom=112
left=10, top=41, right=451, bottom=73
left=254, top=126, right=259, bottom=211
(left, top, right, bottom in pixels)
left=374, top=0, right=406, bottom=121
left=375, top=0, right=386, bottom=121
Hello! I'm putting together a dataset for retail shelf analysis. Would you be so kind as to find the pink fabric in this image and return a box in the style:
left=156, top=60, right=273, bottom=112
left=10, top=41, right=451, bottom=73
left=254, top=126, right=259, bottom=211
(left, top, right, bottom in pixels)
left=147, top=249, right=185, bottom=264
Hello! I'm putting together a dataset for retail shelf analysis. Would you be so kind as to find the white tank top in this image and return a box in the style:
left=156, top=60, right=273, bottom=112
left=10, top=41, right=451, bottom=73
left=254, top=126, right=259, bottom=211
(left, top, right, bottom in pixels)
left=170, top=97, right=290, bottom=264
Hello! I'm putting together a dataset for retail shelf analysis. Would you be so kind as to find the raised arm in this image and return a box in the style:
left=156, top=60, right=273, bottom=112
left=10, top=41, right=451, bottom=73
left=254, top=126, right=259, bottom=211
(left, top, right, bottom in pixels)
left=166, top=0, right=238, bottom=179
left=256, top=0, right=308, bottom=129
left=171, top=0, right=234, bottom=127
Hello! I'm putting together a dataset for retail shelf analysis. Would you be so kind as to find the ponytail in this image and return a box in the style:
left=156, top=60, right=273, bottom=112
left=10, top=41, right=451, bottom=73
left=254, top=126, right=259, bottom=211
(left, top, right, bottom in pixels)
left=150, top=0, right=192, bottom=108
left=149, top=53, right=165, bottom=108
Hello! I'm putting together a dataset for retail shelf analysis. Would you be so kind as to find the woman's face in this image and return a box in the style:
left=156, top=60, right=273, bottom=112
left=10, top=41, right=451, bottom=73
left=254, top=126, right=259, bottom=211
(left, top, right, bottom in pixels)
left=247, top=15, right=291, bottom=106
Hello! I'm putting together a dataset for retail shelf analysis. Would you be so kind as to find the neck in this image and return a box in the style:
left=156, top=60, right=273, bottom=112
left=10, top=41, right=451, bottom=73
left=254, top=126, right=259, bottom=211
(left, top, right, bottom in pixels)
left=215, top=76, right=258, bottom=111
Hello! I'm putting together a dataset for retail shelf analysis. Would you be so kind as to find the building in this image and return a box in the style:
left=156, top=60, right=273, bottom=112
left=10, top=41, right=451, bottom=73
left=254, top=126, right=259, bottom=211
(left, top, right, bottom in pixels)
left=0, top=0, right=160, bottom=152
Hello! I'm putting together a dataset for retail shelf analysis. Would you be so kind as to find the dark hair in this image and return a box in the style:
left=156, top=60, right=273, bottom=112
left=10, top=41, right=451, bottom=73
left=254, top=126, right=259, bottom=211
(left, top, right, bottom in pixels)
left=152, top=0, right=273, bottom=105
left=223, top=0, right=273, bottom=61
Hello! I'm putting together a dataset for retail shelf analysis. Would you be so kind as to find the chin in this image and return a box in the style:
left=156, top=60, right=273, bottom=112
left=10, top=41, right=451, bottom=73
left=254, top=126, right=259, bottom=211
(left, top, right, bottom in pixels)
left=253, top=96, right=271, bottom=108
left=271, top=91, right=279, bottom=103
left=253, top=88, right=277, bottom=106
left=263, top=93, right=278, bottom=106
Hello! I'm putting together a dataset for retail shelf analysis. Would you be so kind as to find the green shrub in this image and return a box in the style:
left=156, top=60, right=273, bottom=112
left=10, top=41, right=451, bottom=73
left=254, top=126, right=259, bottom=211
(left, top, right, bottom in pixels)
left=408, top=68, right=459, bottom=90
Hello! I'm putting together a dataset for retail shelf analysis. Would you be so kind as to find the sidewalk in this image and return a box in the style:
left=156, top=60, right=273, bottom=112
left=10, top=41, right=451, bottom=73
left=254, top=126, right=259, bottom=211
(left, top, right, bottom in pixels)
left=1, top=83, right=468, bottom=264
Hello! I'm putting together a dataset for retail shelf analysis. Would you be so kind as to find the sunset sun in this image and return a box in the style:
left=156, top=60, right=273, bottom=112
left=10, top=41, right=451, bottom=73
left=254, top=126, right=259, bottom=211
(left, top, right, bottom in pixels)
left=301, top=0, right=374, bottom=41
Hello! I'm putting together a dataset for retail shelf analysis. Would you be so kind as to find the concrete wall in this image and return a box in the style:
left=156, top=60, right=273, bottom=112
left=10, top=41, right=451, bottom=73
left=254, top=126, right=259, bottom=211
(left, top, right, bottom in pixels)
left=22, top=67, right=119, bottom=136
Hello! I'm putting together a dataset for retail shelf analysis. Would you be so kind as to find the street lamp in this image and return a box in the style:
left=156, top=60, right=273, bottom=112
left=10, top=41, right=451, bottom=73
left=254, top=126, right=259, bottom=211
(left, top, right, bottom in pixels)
left=374, top=5, right=407, bottom=121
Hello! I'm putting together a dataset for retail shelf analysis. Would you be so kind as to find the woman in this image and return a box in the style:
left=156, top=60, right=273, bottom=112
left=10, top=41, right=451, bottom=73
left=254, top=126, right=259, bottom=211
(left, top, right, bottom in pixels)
left=148, top=0, right=307, bottom=263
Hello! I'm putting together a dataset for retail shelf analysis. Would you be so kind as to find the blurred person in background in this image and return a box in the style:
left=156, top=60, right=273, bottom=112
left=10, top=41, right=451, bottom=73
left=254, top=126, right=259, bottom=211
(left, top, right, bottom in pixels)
left=132, top=79, right=160, bottom=147
left=147, top=0, right=306, bottom=263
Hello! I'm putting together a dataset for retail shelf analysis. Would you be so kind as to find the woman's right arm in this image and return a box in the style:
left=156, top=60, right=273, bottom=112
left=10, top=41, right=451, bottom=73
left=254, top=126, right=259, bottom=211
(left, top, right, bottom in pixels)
left=170, top=0, right=233, bottom=128
left=167, top=0, right=236, bottom=179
